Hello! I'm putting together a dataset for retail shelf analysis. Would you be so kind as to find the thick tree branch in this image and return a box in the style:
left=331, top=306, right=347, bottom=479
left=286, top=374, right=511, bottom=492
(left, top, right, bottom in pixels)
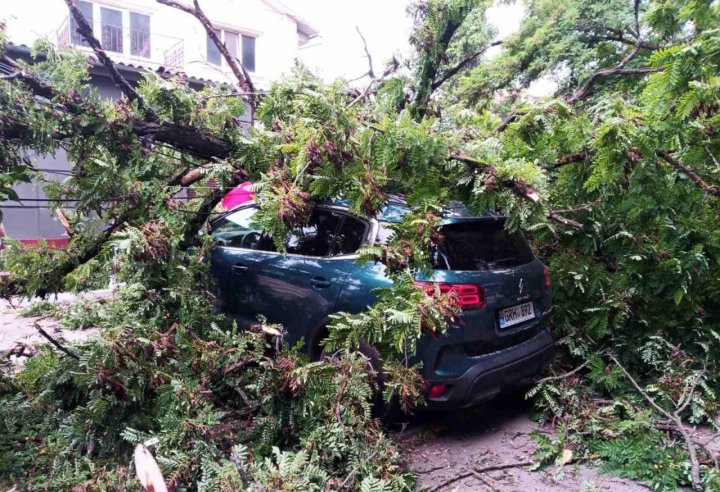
left=450, top=151, right=541, bottom=202
left=552, top=148, right=595, bottom=169
left=156, top=0, right=255, bottom=109
left=609, top=354, right=704, bottom=490
left=495, top=65, right=658, bottom=134
left=174, top=164, right=213, bottom=187
left=432, top=40, right=502, bottom=91
left=0, top=65, right=231, bottom=159
left=1, top=56, right=59, bottom=99
left=0, top=114, right=32, bottom=141
left=179, top=172, right=244, bottom=249
left=64, top=0, right=151, bottom=116
left=171, top=162, right=246, bottom=187
left=567, top=61, right=657, bottom=104
left=493, top=110, right=520, bottom=134
left=612, top=66, right=661, bottom=75
left=631, top=0, right=641, bottom=38
left=581, top=32, right=658, bottom=51
left=33, top=322, right=80, bottom=360
left=132, top=121, right=230, bottom=159
left=32, top=218, right=125, bottom=298
left=449, top=152, right=584, bottom=228
left=33, top=164, right=239, bottom=297
left=412, top=3, right=475, bottom=118
left=657, top=151, right=720, bottom=198
left=1, top=114, right=230, bottom=161
left=0, top=60, right=236, bottom=288
left=548, top=211, right=583, bottom=229
left=55, top=208, right=73, bottom=236
left=567, top=0, right=653, bottom=105
left=353, top=125, right=583, bottom=226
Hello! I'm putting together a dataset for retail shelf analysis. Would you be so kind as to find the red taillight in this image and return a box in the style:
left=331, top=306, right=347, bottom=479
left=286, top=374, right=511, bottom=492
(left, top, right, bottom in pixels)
left=415, top=281, right=487, bottom=311
left=543, top=265, right=551, bottom=288
left=428, top=384, right=447, bottom=399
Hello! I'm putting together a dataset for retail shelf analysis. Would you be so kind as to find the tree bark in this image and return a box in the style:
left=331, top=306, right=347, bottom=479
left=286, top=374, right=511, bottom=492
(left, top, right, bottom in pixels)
left=64, top=0, right=151, bottom=117
left=431, top=40, right=502, bottom=92
left=657, top=151, right=720, bottom=198
left=412, top=3, right=476, bottom=119
left=156, top=0, right=255, bottom=110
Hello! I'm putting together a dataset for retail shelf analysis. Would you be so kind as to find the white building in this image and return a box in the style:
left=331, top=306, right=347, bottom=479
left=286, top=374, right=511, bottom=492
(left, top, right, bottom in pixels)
left=3, top=0, right=318, bottom=88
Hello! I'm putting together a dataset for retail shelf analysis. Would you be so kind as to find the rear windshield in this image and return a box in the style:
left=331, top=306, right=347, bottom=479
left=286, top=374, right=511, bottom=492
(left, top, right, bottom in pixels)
left=376, top=220, right=534, bottom=271
left=433, top=221, right=534, bottom=270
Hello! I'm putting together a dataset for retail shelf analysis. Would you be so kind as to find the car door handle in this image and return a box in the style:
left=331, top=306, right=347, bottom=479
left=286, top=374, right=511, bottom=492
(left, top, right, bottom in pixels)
left=310, top=277, right=331, bottom=288
left=231, top=264, right=249, bottom=274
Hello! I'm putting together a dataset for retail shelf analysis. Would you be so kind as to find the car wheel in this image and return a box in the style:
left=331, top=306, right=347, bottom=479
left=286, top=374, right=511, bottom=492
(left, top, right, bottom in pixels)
left=354, top=341, right=404, bottom=426
left=313, top=332, right=404, bottom=427
left=501, top=378, right=536, bottom=404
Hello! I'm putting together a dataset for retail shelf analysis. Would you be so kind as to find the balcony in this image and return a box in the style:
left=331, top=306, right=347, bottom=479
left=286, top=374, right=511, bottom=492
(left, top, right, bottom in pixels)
left=57, top=17, right=184, bottom=70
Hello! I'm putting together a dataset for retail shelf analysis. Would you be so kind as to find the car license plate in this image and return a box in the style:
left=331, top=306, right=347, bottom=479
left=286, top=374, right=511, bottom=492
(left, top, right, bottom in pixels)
left=498, top=302, right=535, bottom=329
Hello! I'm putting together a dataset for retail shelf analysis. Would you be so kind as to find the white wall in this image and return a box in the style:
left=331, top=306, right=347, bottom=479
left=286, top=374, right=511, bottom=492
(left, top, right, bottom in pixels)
left=1, top=0, right=307, bottom=88
left=178, top=0, right=300, bottom=87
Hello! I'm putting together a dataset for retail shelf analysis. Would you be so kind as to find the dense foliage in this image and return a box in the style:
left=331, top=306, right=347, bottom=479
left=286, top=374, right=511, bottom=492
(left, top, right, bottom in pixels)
left=1, top=242, right=411, bottom=490
left=466, top=1, right=720, bottom=489
left=1, top=0, right=720, bottom=490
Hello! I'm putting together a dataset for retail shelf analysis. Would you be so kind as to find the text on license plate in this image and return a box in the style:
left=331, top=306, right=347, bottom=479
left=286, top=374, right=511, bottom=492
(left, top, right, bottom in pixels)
left=498, top=302, right=535, bottom=329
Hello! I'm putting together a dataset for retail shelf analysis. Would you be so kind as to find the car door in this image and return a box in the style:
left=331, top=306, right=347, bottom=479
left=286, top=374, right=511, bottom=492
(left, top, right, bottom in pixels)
left=210, top=205, right=267, bottom=316
left=212, top=206, right=372, bottom=348
left=250, top=208, right=367, bottom=347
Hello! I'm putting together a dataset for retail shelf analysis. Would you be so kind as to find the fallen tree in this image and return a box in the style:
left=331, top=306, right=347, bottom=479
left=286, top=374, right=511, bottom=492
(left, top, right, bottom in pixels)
left=1, top=0, right=720, bottom=490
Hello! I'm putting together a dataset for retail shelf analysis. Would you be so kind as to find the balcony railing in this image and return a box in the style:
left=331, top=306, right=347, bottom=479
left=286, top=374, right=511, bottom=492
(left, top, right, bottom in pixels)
left=57, top=17, right=185, bottom=70
left=101, top=23, right=123, bottom=54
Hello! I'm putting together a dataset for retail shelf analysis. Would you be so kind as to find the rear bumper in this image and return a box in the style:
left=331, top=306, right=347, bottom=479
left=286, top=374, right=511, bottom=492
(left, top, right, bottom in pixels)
left=423, top=330, right=555, bottom=411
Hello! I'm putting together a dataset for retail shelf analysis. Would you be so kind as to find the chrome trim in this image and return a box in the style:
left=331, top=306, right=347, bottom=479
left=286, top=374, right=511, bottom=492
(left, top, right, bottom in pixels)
left=210, top=201, right=258, bottom=227
left=317, top=204, right=353, bottom=213
left=216, top=245, right=360, bottom=261
left=367, top=218, right=379, bottom=245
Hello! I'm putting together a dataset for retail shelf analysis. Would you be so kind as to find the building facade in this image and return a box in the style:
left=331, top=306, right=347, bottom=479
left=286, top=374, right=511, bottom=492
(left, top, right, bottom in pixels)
left=1, top=0, right=317, bottom=243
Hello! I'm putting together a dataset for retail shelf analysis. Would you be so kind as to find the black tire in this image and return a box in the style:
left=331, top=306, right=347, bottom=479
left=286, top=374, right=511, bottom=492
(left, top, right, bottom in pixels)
left=355, top=341, right=404, bottom=427
left=313, top=332, right=404, bottom=427
left=500, top=378, right=536, bottom=405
